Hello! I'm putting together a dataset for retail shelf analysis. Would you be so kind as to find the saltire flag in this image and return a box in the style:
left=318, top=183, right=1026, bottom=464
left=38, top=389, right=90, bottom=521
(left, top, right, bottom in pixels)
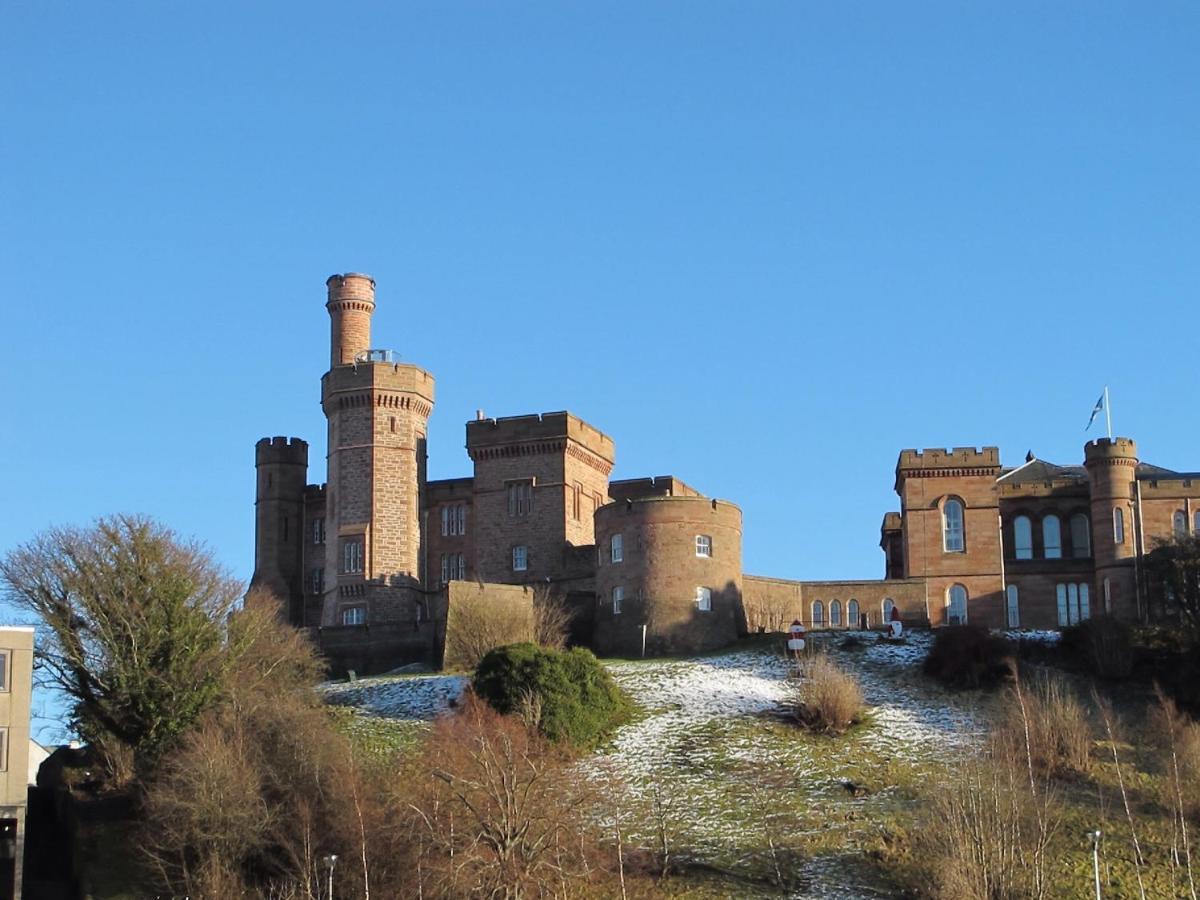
left=1085, top=393, right=1104, bottom=431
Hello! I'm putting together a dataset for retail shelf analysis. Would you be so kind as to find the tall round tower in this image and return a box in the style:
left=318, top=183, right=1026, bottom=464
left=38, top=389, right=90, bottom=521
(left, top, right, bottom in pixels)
left=326, top=273, right=376, bottom=367
left=1084, top=437, right=1139, bottom=620
left=250, top=436, right=308, bottom=621
left=320, top=273, right=435, bottom=628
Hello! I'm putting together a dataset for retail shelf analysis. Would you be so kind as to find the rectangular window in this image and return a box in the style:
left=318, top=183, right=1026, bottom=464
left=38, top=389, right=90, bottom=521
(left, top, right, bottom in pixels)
left=612, top=585, right=623, bottom=615
left=1113, top=507, right=1125, bottom=544
left=440, top=554, right=450, bottom=585
left=0, top=652, right=7, bottom=692
left=695, top=586, right=712, bottom=612
left=1056, top=583, right=1091, bottom=626
left=455, top=553, right=466, bottom=580
left=512, top=545, right=528, bottom=571
left=456, top=504, right=466, bottom=535
left=696, top=535, right=712, bottom=558
left=341, top=607, right=366, bottom=626
left=610, top=533, right=623, bottom=563
left=0, top=728, right=7, bottom=771
left=313, top=517, right=325, bottom=544
left=572, top=483, right=582, bottom=521
left=311, top=568, right=324, bottom=594
left=343, top=539, right=363, bottom=574
left=441, top=506, right=450, bottom=536
left=507, top=481, right=534, bottom=517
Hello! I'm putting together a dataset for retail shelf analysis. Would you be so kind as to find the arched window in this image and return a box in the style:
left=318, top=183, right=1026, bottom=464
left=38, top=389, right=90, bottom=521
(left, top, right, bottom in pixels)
left=812, top=600, right=825, bottom=627
left=1042, top=515, right=1062, bottom=559
left=1174, top=511, right=1188, bottom=538
left=1070, top=513, right=1091, bottom=558
left=1113, top=507, right=1125, bottom=544
left=943, top=499, right=965, bottom=552
left=1013, top=516, right=1033, bottom=560
left=882, top=597, right=895, bottom=623
left=1006, top=584, right=1020, bottom=629
left=848, top=599, right=860, bottom=628
left=946, top=584, right=968, bottom=625
left=830, top=599, right=842, bottom=627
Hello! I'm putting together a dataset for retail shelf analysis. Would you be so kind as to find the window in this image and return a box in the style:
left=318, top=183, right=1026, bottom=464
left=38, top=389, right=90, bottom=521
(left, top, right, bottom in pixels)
left=1174, top=510, right=1188, bottom=538
left=1113, top=507, right=1125, bottom=544
left=1103, top=577, right=1112, bottom=614
left=441, top=552, right=466, bottom=584
left=1042, top=515, right=1062, bottom=559
left=830, top=599, right=842, bottom=627
left=612, top=586, right=623, bottom=615
left=512, top=545, right=528, bottom=572
left=1070, top=513, right=1091, bottom=558
left=441, top=504, right=467, bottom=536
left=696, top=535, right=712, bottom=558
left=0, top=728, right=7, bottom=772
left=695, top=586, right=712, bottom=612
left=847, top=599, right=860, bottom=628
left=313, top=517, right=325, bottom=544
left=943, top=499, right=965, bottom=552
left=507, top=481, right=533, bottom=517
left=882, top=597, right=895, bottom=623
left=1056, top=583, right=1091, bottom=626
left=1006, top=584, right=1020, bottom=629
left=610, top=533, right=623, bottom=563
left=311, top=568, right=324, bottom=594
left=1013, top=516, right=1033, bottom=560
left=341, top=606, right=366, bottom=626
left=1195, top=511, right=1200, bottom=536
left=0, top=653, right=7, bottom=692
left=343, top=538, right=363, bottom=574
left=946, top=584, right=968, bottom=625
left=572, top=483, right=582, bottom=521
left=454, top=553, right=466, bottom=580
left=811, top=600, right=825, bottom=627
left=440, top=554, right=450, bottom=585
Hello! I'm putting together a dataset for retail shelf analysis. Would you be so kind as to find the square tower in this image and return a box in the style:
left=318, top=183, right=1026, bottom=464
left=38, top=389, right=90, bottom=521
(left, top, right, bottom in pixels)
left=467, top=412, right=615, bottom=585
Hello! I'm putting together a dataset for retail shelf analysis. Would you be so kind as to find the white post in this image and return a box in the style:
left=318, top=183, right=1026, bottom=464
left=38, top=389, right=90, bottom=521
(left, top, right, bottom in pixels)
left=1090, top=830, right=1102, bottom=899
left=1104, top=385, right=1112, bottom=440
left=640, top=624, right=647, bottom=658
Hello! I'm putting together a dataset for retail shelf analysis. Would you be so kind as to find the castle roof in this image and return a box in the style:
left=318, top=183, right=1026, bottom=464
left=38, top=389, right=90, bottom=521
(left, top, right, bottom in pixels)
left=998, top=457, right=1190, bottom=485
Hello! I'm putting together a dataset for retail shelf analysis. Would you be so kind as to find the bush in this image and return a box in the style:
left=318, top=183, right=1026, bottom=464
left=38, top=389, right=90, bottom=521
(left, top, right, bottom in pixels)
left=1061, top=616, right=1133, bottom=679
left=794, top=654, right=864, bottom=734
left=923, top=626, right=1015, bottom=689
left=1153, top=690, right=1200, bottom=824
left=472, top=644, right=632, bottom=748
left=994, top=670, right=1092, bottom=776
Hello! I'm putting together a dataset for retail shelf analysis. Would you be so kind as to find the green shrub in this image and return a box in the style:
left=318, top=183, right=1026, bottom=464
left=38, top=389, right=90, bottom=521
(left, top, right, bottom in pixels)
left=1061, top=616, right=1133, bottom=679
left=472, top=644, right=632, bottom=748
left=923, top=626, right=1014, bottom=690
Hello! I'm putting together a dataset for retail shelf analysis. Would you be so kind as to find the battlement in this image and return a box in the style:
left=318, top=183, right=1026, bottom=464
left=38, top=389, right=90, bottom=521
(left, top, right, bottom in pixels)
left=322, top=360, right=436, bottom=408
left=255, top=436, right=309, bottom=467
left=427, top=476, right=474, bottom=503
left=466, top=411, right=615, bottom=463
left=609, top=476, right=702, bottom=502
left=1084, top=437, right=1139, bottom=465
left=326, top=272, right=376, bottom=307
left=880, top=511, right=902, bottom=532
left=897, top=446, right=1001, bottom=470
left=597, top=494, right=743, bottom=529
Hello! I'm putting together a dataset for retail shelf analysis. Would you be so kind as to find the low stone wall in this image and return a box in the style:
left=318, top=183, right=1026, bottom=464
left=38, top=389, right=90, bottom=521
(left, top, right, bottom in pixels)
left=743, top=575, right=928, bottom=632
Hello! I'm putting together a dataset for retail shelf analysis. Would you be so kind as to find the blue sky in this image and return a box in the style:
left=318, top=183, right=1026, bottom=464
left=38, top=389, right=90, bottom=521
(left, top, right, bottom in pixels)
left=3, top=2, right=1197, bottom=732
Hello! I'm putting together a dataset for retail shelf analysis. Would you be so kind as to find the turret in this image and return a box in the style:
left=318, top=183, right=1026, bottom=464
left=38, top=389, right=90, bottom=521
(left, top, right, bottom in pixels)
left=326, top=273, right=376, bottom=368
left=251, top=436, right=308, bottom=622
left=1084, top=437, right=1139, bottom=618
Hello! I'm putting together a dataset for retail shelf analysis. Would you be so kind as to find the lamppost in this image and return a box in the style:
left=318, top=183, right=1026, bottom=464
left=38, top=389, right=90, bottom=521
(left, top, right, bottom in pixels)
left=323, top=854, right=338, bottom=900
left=1088, top=830, right=1102, bottom=899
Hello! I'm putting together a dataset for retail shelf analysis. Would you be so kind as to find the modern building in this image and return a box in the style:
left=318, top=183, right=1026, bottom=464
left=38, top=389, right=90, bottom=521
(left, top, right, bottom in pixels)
left=251, top=274, right=1195, bottom=671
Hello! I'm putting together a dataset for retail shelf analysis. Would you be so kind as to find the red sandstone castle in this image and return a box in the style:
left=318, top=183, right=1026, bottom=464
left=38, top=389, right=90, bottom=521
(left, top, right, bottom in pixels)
left=251, top=274, right=1199, bottom=672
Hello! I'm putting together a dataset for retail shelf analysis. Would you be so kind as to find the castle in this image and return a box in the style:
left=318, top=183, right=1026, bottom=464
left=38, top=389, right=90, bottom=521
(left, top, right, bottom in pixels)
left=251, top=273, right=1199, bottom=673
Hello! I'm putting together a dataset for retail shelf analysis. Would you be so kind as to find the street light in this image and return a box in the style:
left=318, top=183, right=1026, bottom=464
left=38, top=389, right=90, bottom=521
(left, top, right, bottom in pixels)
left=1087, top=830, right=1102, bottom=899
left=323, top=854, right=338, bottom=900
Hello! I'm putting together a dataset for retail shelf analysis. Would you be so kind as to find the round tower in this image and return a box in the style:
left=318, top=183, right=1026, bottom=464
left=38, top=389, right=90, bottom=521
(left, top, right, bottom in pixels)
left=1084, top=437, right=1139, bottom=619
left=326, top=273, right=376, bottom=367
left=593, top=496, right=743, bottom=656
left=251, top=436, right=309, bottom=619
left=320, top=274, right=435, bottom=627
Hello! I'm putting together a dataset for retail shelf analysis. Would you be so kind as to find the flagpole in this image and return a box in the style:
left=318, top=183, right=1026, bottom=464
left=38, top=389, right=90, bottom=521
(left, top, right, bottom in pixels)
left=1104, top=385, right=1112, bottom=439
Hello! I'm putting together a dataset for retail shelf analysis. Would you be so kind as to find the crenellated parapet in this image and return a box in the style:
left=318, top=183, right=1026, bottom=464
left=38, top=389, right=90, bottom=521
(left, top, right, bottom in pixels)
left=255, top=436, right=309, bottom=468
left=467, top=411, right=615, bottom=475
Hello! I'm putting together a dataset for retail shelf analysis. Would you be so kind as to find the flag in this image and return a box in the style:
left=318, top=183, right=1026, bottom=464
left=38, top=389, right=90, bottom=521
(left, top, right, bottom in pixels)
left=1085, top=393, right=1104, bottom=431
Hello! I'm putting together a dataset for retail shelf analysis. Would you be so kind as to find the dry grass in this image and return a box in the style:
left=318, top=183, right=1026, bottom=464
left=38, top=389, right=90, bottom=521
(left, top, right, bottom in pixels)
left=794, top=654, right=864, bottom=735
left=993, top=669, right=1092, bottom=777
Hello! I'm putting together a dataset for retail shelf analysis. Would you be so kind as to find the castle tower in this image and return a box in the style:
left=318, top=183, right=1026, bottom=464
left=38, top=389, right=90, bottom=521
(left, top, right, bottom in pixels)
left=1084, top=437, right=1139, bottom=619
left=320, top=274, right=435, bottom=627
left=251, top=436, right=308, bottom=623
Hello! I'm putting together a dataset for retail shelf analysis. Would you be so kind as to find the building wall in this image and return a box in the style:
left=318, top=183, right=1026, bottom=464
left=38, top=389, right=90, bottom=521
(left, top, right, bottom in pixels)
left=424, top=477, right=476, bottom=590
left=0, top=627, right=33, bottom=900
left=593, top=497, right=742, bottom=656
left=743, top=576, right=928, bottom=632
